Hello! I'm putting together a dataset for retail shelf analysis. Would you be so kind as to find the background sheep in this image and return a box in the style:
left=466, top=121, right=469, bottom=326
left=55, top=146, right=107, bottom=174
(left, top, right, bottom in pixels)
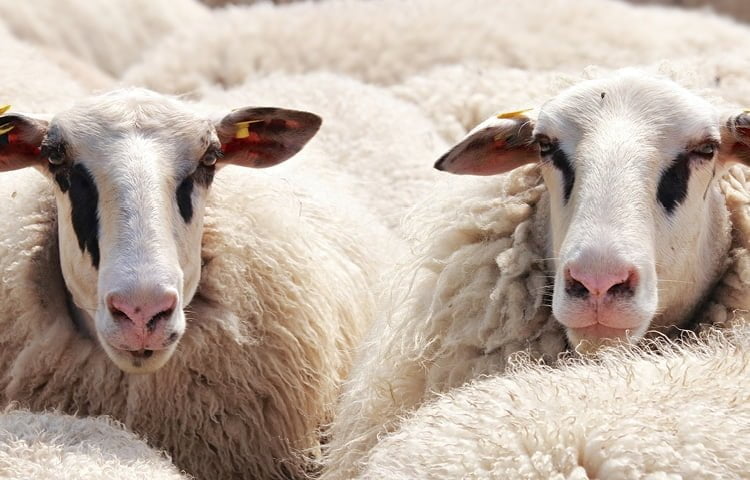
left=0, top=409, right=186, bottom=480
left=359, top=327, right=750, bottom=479
left=0, top=0, right=209, bottom=78
left=0, top=87, right=401, bottom=479
left=122, top=0, right=750, bottom=95
left=322, top=70, right=750, bottom=479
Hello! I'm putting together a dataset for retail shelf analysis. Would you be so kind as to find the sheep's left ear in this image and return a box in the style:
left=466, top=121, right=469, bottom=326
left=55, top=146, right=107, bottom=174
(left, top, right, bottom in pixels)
left=215, top=107, right=322, bottom=168
left=719, top=111, right=750, bottom=166
left=434, top=111, right=538, bottom=175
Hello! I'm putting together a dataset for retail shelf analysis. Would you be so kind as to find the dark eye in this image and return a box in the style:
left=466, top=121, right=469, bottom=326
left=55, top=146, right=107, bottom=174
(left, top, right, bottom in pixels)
left=690, top=142, right=717, bottom=159
left=537, top=135, right=553, bottom=155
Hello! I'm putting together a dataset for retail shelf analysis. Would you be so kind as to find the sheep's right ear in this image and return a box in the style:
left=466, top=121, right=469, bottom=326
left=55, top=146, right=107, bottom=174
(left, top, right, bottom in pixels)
left=0, top=110, right=48, bottom=171
left=434, top=112, right=538, bottom=175
left=215, top=107, right=322, bottom=168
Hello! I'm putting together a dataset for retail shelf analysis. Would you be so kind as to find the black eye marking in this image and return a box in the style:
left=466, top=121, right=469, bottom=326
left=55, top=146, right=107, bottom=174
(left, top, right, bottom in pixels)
left=538, top=137, right=575, bottom=203
left=176, top=176, right=194, bottom=223
left=657, top=153, right=691, bottom=214
left=176, top=148, right=219, bottom=224
left=68, top=164, right=100, bottom=268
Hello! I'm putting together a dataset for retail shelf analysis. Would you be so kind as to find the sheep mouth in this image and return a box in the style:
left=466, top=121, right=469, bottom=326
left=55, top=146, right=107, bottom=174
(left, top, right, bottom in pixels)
left=103, top=342, right=177, bottom=373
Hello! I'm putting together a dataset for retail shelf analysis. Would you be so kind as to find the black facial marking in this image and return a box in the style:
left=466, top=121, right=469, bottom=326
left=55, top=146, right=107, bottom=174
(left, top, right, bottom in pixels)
left=176, top=176, right=194, bottom=223
left=600, top=92, right=606, bottom=99
left=550, top=147, right=575, bottom=202
left=68, top=164, right=100, bottom=268
left=657, top=153, right=691, bottom=214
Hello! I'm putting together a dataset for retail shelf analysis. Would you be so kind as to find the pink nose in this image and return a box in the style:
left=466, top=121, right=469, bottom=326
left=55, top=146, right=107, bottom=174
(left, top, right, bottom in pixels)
left=565, top=264, right=638, bottom=299
left=107, top=290, right=178, bottom=332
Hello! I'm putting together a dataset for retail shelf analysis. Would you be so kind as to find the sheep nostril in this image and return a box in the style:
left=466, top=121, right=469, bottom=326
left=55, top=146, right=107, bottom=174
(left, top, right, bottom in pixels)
left=565, top=276, right=590, bottom=299
left=606, top=270, right=638, bottom=298
left=146, top=308, right=175, bottom=332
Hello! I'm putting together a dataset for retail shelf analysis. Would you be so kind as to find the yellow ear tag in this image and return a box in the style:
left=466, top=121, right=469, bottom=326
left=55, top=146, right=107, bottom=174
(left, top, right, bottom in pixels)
left=0, top=123, right=14, bottom=136
left=497, top=108, right=533, bottom=119
left=0, top=105, right=10, bottom=116
left=234, top=119, right=264, bottom=139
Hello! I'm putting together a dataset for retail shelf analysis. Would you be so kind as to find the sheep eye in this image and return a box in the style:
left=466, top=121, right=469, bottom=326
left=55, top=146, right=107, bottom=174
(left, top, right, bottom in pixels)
left=536, top=136, right=553, bottom=155
left=200, top=146, right=223, bottom=166
left=690, top=142, right=717, bottom=159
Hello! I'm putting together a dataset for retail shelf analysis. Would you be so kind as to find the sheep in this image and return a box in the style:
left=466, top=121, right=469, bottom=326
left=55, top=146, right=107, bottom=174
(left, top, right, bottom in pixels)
left=321, top=70, right=750, bottom=479
left=358, top=327, right=750, bottom=479
left=0, top=409, right=186, bottom=479
left=0, top=0, right=210, bottom=77
left=122, top=0, right=750, bottom=95
left=0, top=87, right=401, bottom=479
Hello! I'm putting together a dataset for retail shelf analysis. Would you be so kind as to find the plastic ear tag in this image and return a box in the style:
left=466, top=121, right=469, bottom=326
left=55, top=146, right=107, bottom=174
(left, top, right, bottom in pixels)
left=497, top=108, right=532, bottom=119
left=0, top=123, right=14, bottom=136
left=234, top=120, right=264, bottom=139
left=0, top=105, right=10, bottom=116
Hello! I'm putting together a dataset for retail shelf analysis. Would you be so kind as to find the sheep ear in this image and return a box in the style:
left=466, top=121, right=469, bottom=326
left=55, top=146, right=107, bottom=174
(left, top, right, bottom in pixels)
left=0, top=111, right=48, bottom=171
left=719, top=111, right=750, bottom=167
left=215, top=107, right=322, bottom=168
left=434, top=113, right=538, bottom=175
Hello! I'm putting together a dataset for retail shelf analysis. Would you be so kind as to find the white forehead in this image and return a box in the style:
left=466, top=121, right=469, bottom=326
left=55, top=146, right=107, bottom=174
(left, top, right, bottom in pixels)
left=51, top=89, right=214, bottom=172
left=535, top=72, right=720, bottom=150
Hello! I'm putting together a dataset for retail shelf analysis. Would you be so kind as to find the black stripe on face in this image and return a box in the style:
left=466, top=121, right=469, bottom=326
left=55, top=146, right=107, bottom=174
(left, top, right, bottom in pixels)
left=68, top=164, right=100, bottom=268
left=657, top=153, right=690, bottom=215
left=176, top=176, right=194, bottom=223
left=550, top=147, right=575, bottom=202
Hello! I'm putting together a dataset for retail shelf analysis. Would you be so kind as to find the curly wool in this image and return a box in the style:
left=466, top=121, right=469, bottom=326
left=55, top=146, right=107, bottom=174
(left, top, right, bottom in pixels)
left=0, top=160, right=390, bottom=479
left=323, top=161, right=750, bottom=479
left=0, top=409, right=186, bottom=480
left=359, top=326, right=750, bottom=479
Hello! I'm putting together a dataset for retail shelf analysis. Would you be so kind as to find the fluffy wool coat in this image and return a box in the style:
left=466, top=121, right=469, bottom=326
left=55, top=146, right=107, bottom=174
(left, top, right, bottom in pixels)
left=0, top=164, right=387, bottom=479
left=359, top=326, right=750, bottom=479
left=322, top=163, right=750, bottom=479
left=0, top=409, right=186, bottom=479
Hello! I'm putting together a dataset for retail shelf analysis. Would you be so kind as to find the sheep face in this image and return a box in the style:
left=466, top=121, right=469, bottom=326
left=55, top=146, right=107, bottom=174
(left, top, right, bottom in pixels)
left=435, top=72, right=750, bottom=351
left=0, top=90, right=321, bottom=373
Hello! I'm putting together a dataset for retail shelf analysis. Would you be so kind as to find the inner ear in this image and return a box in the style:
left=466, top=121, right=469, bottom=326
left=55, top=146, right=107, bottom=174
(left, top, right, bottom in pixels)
left=434, top=116, right=538, bottom=176
left=215, top=107, right=322, bottom=168
left=0, top=113, right=49, bottom=171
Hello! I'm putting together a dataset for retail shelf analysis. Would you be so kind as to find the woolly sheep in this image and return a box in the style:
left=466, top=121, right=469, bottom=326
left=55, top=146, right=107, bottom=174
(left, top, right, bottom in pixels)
left=0, top=87, right=400, bottom=479
left=0, top=0, right=209, bottom=77
left=322, top=70, right=750, bottom=479
left=123, top=0, right=750, bottom=95
left=0, top=409, right=186, bottom=480
left=359, top=327, right=750, bottom=479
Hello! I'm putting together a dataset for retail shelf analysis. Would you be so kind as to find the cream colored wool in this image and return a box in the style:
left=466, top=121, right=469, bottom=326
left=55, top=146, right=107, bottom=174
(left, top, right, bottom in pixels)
left=0, top=158, right=392, bottom=479
left=359, top=327, right=750, bottom=479
left=0, top=409, right=186, bottom=480
left=124, top=0, right=750, bottom=95
left=0, top=0, right=209, bottom=77
left=0, top=24, right=90, bottom=112
left=322, top=159, right=750, bottom=479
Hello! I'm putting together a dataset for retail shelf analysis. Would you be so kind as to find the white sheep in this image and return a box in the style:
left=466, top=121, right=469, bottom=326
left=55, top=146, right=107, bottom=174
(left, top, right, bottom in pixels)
left=0, top=409, right=186, bottom=479
left=322, top=70, right=750, bottom=479
left=0, top=87, right=400, bottom=479
left=0, top=0, right=209, bottom=77
left=359, top=327, right=750, bottom=479
left=122, top=0, right=750, bottom=95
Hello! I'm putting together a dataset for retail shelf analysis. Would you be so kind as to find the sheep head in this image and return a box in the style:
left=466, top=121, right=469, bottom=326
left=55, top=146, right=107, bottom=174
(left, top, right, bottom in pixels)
left=0, top=89, right=321, bottom=373
left=436, top=71, right=750, bottom=352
